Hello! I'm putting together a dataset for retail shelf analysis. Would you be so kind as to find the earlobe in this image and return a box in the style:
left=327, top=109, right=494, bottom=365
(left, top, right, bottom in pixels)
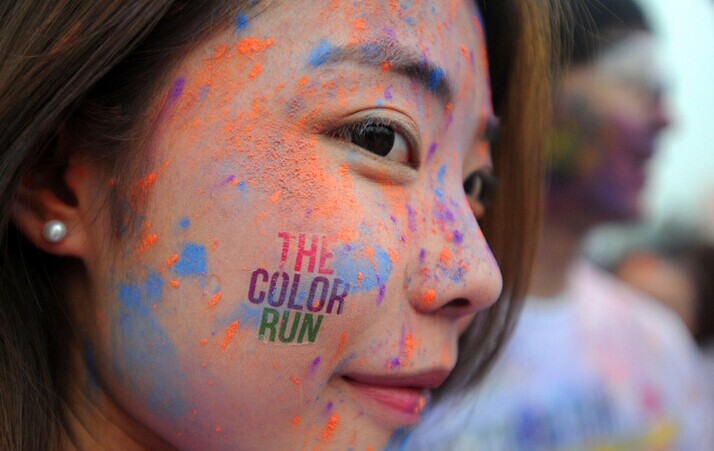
left=10, top=155, right=95, bottom=259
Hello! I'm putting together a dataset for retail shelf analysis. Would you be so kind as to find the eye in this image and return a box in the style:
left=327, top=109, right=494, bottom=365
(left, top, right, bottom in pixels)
left=463, top=169, right=498, bottom=217
left=332, top=118, right=412, bottom=165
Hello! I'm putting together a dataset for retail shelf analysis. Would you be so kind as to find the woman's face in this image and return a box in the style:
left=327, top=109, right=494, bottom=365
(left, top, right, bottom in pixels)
left=559, top=33, right=670, bottom=219
left=80, top=1, right=499, bottom=449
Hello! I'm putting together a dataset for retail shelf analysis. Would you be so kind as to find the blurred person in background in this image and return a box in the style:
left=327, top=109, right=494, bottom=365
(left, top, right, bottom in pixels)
left=399, top=0, right=714, bottom=449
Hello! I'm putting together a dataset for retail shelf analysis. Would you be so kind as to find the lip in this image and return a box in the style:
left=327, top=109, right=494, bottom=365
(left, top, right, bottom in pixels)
left=341, top=369, right=449, bottom=426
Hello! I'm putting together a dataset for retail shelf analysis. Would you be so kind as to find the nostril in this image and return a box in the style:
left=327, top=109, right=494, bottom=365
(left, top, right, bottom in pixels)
left=444, top=297, right=471, bottom=309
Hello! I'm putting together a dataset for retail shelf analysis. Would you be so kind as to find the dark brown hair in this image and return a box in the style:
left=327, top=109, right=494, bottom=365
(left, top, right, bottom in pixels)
left=0, top=1, right=557, bottom=448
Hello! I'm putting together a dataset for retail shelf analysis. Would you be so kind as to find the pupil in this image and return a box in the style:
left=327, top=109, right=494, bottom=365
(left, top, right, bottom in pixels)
left=351, top=124, right=395, bottom=156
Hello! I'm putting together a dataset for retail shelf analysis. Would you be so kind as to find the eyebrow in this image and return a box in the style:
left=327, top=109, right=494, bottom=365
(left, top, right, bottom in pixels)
left=307, top=39, right=453, bottom=105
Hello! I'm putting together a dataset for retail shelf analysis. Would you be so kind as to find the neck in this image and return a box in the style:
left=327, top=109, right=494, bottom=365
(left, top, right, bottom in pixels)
left=529, top=215, right=584, bottom=298
left=60, top=340, right=176, bottom=451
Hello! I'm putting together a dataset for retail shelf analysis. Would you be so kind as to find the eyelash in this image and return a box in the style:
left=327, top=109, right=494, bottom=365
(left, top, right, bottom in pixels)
left=463, top=169, right=498, bottom=216
left=328, top=115, right=419, bottom=168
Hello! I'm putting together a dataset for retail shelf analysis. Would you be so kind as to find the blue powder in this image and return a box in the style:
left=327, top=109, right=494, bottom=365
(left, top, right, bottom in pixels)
left=119, top=282, right=148, bottom=316
left=428, top=67, right=445, bottom=93
left=199, top=85, right=210, bottom=101
left=333, top=243, right=393, bottom=293
left=145, top=271, right=165, bottom=302
left=437, top=164, right=447, bottom=186
left=115, top=271, right=186, bottom=419
left=219, top=302, right=262, bottom=330
left=235, top=13, right=249, bottom=31
left=179, top=217, right=190, bottom=229
left=308, top=39, right=335, bottom=67
left=174, top=243, right=207, bottom=276
left=238, top=181, right=248, bottom=192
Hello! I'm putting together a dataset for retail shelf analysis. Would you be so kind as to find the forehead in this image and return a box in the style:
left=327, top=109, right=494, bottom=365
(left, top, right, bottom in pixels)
left=239, top=0, right=490, bottom=109
left=593, top=33, right=663, bottom=90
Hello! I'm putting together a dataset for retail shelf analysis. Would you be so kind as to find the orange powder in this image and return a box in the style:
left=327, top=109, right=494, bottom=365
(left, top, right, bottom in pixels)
left=170, top=280, right=180, bottom=288
left=460, top=44, right=469, bottom=61
left=200, top=338, right=208, bottom=346
left=220, top=321, right=239, bottom=351
left=166, top=253, right=179, bottom=266
left=423, top=289, right=436, bottom=305
left=439, top=248, right=451, bottom=265
left=248, top=63, right=263, bottom=80
left=291, top=416, right=301, bottom=426
left=138, top=172, right=158, bottom=190
left=402, top=333, right=416, bottom=364
left=209, top=291, right=222, bottom=308
left=236, top=37, right=273, bottom=56
left=290, top=374, right=302, bottom=386
left=321, top=413, right=340, bottom=443
left=354, top=17, right=366, bottom=30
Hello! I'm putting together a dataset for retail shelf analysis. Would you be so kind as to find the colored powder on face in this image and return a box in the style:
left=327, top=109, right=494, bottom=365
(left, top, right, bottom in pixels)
left=170, top=280, right=180, bottom=288
left=382, top=61, right=391, bottom=72
left=437, top=165, right=447, bottom=186
left=354, top=17, right=366, bottom=30
left=220, top=321, right=239, bottom=351
left=377, top=284, right=386, bottom=305
left=336, top=332, right=347, bottom=356
left=419, top=248, right=426, bottom=263
left=179, top=217, right=190, bottom=229
left=333, top=243, right=393, bottom=292
left=426, top=142, right=438, bottom=163
left=428, top=67, right=445, bottom=93
left=236, top=37, right=273, bottom=56
left=308, top=39, right=335, bottom=67
left=292, top=416, right=301, bottom=426
left=137, top=233, right=158, bottom=255
left=309, top=356, right=321, bottom=376
left=290, top=374, right=301, bottom=386
left=168, top=77, right=185, bottom=103
left=238, top=181, right=248, bottom=192
left=235, top=13, right=249, bottom=31
left=145, top=272, right=165, bottom=302
left=406, top=203, right=418, bottom=232
left=248, top=63, right=263, bottom=79
left=460, top=44, right=469, bottom=61
left=166, top=254, right=179, bottom=266
left=173, top=243, right=207, bottom=277
left=452, top=230, right=464, bottom=244
left=439, top=248, right=451, bottom=265
left=322, top=413, right=340, bottom=443
left=423, top=289, right=436, bottom=305
left=209, top=291, right=222, bottom=307
left=384, top=86, right=393, bottom=100
left=401, top=333, right=416, bottom=365
left=116, top=272, right=186, bottom=419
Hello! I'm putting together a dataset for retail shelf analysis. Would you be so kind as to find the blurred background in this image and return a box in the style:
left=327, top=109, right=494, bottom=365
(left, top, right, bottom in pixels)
left=640, top=0, right=714, bottom=235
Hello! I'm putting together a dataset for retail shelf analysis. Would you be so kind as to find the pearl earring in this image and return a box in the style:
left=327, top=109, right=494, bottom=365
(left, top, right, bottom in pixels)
left=42, top=220, right=67, bottom=243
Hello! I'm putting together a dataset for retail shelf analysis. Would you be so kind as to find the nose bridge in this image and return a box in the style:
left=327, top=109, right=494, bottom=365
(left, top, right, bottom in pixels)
left=405, top=164, right=502, bottom=315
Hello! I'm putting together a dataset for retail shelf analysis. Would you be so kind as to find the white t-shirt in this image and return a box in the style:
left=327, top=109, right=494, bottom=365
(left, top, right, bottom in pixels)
left=399, top=261, right=713, bottom=451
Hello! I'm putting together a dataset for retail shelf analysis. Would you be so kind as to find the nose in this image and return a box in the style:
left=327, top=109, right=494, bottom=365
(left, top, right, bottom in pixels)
left=651, top=91, right=672, bottom=133
left=404, top=168, right=503, bottom=318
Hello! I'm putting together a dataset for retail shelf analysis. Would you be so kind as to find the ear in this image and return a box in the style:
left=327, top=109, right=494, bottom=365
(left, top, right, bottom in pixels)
left=10, top=140, right=98, bottom=259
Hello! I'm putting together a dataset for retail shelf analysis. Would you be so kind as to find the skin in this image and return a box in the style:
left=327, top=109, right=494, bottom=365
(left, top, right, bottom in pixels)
left=12, top=1, right=500, bottom=450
